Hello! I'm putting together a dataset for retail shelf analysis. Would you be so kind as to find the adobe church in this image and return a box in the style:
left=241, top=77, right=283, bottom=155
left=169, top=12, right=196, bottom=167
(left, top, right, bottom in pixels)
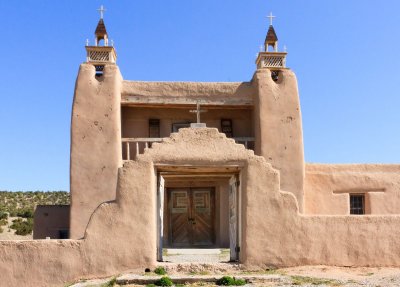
left=2, top=8, right=400, bottom=287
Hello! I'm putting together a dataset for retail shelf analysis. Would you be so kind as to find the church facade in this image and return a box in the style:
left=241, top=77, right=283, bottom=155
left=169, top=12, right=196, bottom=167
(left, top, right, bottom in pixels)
left=2, top=9, right=400, bottom=287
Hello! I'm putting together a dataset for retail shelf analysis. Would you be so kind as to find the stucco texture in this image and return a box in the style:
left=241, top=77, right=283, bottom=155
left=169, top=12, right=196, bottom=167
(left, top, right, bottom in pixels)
left=2, top=128, right=400, bottom=286
left=305, top=164, right=400, bottom=215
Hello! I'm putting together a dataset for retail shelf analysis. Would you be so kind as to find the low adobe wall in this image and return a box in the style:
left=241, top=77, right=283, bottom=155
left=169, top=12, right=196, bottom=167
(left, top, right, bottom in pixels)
left=1, top=129, right=400, bottom=286
left=304, top=164, right=400, bottom=215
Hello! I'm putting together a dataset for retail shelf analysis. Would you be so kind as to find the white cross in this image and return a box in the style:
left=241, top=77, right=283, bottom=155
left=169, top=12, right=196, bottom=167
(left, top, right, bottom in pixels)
left=189, top=102, right=207, bottom=123
left=267, top=12, right=276, bottom=26
left=97, top=5, right=106, bottom=19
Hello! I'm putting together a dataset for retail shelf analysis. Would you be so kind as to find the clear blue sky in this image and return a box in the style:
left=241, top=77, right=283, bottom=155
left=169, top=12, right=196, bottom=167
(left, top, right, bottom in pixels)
left=0, top=1, right=399, bottom=191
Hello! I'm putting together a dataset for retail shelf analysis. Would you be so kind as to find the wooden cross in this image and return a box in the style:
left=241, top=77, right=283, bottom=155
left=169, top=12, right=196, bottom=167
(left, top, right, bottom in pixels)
left=97, top=5, right=106, bottom=19
left=189, top=102, right=207, bottom=124
left=267, top=12, right=276, bottom=26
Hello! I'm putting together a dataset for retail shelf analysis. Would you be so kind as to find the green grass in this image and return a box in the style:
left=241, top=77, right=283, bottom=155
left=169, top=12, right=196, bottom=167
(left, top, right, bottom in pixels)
left=216, top=276, right=246, bottom=286
left=154, top=266, right=167, bottom=275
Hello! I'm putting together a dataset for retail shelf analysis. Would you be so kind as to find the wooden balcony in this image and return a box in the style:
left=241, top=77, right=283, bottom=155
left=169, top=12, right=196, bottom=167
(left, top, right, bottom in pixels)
left=122, top=137, right=255, bottom=161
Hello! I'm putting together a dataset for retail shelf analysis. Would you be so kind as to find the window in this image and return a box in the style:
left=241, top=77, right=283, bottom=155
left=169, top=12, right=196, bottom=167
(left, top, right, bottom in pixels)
left=221, top=119, right=233, bottom=138
left=149, top=119, right=160, bottom=138
left=350, top=194, right=365, bottom=215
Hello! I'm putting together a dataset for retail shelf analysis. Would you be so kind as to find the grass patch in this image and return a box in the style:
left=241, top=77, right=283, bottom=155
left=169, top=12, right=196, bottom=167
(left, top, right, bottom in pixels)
left=154, top=266, right=167, bottom=275
left=291, top=275, right=341, bottom=286
left=216, top=276, right=246, bottom=286
left=154, top=276, right=173, bottom=286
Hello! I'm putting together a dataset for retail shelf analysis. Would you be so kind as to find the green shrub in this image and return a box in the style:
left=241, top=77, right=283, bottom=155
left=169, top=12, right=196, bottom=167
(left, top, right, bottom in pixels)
left=216, top=276, right=246, bottom=286
left=154, top=276, right=173, bottom=286
left=10, top=218, right=33, bottom=235
left=0, top=211, right=8, bottom=220
left=154, top=266, right=167, bottom=275
left=0, top=226, right=3, bottom=233
left=16, top=209, right=33, bottom=218
left=0, top=219, right=7, bottom=226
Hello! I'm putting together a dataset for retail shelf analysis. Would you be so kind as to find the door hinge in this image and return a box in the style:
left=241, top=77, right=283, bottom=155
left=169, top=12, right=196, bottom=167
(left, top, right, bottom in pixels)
left=235, top=246, right=240, bottom=252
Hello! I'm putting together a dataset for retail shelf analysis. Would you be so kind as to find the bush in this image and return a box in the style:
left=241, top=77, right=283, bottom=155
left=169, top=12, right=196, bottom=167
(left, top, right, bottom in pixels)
left=0, top=211, right=8, bottom=220
left=0, top=219, right=7, bottom=226
left=10, top=218, right=33, bottom=236
left=216, top=276, right=246, bottom=286
left=154, top=276, right=173, bottom=286
left=16, top=209, right=34, bottom=218
left=154, top=266, right=167, bottom=275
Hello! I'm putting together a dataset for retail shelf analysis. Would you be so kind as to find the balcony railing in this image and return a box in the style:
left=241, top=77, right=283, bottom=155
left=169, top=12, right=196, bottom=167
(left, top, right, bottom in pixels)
left=122, top=137, right=255, bottom=161
left=256, top=52, right=287, bottom=69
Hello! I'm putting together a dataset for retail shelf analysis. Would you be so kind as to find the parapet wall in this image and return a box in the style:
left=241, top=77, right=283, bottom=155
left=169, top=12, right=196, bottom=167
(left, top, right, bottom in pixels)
left=305, top=163, right=400, bottom=215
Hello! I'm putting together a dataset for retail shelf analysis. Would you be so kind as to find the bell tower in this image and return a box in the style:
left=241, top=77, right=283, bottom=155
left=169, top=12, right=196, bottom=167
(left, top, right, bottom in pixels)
left=85, top=5, right=117, bottom=76
left=252, top=13, right=305, bottom=212
left=255, top=12, right=287, bottom=73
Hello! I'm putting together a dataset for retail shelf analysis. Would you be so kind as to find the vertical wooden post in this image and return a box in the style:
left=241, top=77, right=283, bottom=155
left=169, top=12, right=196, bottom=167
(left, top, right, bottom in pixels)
left=135, top=142, right=139, bottom=159
left=126, top=142, right=130, bottom=160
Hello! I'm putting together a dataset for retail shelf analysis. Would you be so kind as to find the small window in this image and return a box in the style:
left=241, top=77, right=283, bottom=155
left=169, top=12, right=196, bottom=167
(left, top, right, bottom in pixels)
left=221, top=119, right=233, bottom=138
left=350, top=194, right=365, bottom=215
left=149, top=119, right=160, bottom=138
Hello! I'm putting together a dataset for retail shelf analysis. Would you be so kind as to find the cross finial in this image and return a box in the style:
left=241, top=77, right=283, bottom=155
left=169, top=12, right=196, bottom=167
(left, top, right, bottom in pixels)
left=267, top=12, right=276, bottom=26
left=97, top=5, right=106, bottom=19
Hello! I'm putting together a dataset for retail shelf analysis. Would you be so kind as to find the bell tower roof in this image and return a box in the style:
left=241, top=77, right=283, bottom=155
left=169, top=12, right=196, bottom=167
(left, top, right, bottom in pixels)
left=265, top=25, right=278, bottom=44
left=95, top=18, right=108, bottom=38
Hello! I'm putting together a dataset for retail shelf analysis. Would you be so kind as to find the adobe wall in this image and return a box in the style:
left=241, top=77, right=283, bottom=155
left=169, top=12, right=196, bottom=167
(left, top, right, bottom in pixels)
left=33, top=205, right=70, bottom=239
left=252, top=69, right=305, bottom=211
left=2, top=128, right=400, bottom=286
left=304, top=164, right=400, bottom=215
left=70, top=63, right=123, bottom=239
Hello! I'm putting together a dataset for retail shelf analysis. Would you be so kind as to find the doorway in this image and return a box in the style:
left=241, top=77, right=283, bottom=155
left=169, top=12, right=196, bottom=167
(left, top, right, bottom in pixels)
left=156, top=167, right=241, bottom=263
left=168, top=188, right=215, bottom=247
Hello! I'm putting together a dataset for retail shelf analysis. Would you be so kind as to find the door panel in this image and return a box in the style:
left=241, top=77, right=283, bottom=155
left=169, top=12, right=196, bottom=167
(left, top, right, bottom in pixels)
left=192, top=189, right=215, bottom=246
left=169, top=190, right=190, bottom=246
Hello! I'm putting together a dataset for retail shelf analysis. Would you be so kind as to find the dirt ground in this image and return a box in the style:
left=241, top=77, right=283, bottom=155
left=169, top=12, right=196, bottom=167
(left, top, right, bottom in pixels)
left=121, top=264, right=400, bottom=287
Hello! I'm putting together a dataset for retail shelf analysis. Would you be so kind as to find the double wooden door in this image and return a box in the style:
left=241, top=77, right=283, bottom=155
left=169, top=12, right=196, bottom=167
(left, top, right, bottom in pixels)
left=168, top=188, right=215, bottom=247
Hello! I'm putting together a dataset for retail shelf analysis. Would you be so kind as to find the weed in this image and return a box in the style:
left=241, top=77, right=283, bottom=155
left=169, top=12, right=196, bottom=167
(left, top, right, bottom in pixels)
left=146, top=284, right=156, bottom=287
left=154, top=276, right=173, bottom=286
left=216, top=276, right=246, bottom=286
left=154, top=266, right=167, bottom=275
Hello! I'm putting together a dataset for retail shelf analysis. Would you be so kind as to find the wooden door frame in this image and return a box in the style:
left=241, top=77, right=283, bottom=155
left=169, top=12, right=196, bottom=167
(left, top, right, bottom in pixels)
left=156, top=168, right=242, bottom=262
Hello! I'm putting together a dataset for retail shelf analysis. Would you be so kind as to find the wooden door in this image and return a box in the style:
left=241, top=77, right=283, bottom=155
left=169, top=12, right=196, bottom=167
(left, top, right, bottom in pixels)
left=169, top=190, right=191, bottom=246
left=168, top=188, right=215, bottom=247
left=192, top=188, right=215, bottom=246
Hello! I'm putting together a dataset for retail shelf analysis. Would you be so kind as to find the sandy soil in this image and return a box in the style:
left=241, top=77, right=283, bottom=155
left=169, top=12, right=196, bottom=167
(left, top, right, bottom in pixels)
left=118, top=263, right=400, bottom=287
